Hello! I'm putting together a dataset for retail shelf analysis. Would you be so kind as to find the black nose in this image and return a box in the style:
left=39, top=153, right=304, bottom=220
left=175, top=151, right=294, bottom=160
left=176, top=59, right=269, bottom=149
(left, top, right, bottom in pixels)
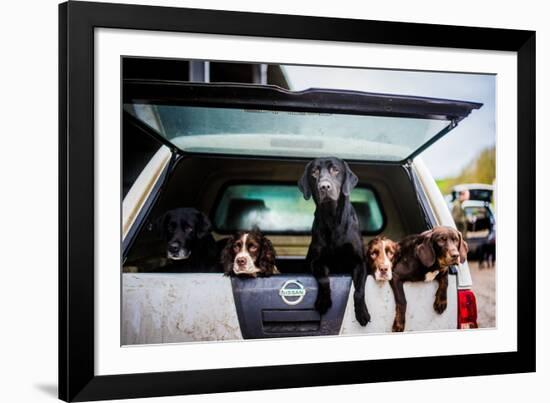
left=168, top=242, right=180, bottom=253
left=451, top=252, right=460, bottom=259
left=236, top=257, right=247, bottom=266
left=379, top=267, right=388, bottom=274
left=319, top=182, right=331, bottom=191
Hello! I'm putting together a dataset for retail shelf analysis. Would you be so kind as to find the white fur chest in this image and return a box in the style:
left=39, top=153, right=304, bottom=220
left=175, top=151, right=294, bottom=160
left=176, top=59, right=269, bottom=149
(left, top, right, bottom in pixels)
left=424, top=270, right=440, bottom=282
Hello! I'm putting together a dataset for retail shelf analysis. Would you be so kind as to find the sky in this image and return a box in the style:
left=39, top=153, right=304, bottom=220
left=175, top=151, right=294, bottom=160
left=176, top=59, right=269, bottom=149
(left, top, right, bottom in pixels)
left=281, top=65, right=495, bottom=179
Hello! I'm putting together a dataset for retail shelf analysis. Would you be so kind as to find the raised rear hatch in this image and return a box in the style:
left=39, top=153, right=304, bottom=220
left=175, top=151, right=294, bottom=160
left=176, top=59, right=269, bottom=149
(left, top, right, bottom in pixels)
left=124, top=80, right=482, bottom=163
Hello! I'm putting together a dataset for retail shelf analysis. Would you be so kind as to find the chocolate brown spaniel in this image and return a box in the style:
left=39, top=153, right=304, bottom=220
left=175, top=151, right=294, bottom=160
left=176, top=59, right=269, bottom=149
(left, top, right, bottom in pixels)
left=390, top=226, right=468, bottom=332
left=221, top=228, right=279, bottom=277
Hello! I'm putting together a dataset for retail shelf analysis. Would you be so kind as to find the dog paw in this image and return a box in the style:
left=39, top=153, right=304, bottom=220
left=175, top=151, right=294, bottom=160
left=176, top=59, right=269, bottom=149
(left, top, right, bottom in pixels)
left=355, top=305, right=370, bottom=326
left=315, top=295, right=332, bottom=314
left=392, top=320, right=405, bottom=332
left=434, top=297, right=447, bottom=314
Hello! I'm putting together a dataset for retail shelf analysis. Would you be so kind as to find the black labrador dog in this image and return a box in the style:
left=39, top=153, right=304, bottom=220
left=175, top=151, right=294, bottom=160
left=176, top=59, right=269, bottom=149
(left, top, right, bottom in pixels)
left=298, top=157, right=370, bottom=326
left=390, top=226, right=468, bottom=332
left=154, top=207, right=221, bottom=272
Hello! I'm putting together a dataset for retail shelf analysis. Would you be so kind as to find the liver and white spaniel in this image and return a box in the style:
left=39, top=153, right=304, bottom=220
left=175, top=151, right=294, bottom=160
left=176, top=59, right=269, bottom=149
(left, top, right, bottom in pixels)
left=366, top=236, right=400, bottom=282
left=221, top=228, right=279, bottom=277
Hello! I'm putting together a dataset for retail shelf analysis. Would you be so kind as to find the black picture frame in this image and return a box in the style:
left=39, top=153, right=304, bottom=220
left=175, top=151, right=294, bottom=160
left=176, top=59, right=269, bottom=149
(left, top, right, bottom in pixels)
left=59, top=1, right=536, bottom=401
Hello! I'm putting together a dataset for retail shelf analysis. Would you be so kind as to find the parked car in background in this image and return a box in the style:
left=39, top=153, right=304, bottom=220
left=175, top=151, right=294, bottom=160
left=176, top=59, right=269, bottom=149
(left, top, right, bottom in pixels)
left=462, top=200, right=496, bottom=263
left=445, top=183, right=495, bottom=263
left=121, top=78, right=482, bottom=344
left=450, top=183, right=494, bottom=204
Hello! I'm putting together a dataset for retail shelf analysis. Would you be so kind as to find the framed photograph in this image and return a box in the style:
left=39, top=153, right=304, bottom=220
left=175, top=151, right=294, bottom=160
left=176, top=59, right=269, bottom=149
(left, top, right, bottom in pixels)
left=59, top=1, right=535, bottom=401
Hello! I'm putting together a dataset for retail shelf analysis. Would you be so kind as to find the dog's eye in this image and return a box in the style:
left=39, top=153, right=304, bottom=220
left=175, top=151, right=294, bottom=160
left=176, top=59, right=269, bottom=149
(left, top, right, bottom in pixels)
left=387, top=250, right=394, bottom=257
left=370, top=252, right=378, bottom=258
left=248, top=245, right=258, bottom=252
left=330, top=167, right=339, bottom=175
left=311, top=168, right=320, bottom=178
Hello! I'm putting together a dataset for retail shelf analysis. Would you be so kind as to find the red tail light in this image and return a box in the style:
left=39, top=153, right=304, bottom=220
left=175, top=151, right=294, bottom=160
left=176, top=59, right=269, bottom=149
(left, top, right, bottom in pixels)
left=457, top=289, right=478, bottom=329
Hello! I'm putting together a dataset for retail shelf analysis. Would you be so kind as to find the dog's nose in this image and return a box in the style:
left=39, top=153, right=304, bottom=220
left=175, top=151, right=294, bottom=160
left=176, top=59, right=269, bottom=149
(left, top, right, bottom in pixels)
left=379, top=267, right=389, bottom=274
left=236, top=257, right=247, bottom=266
left=319, top=181, right=331, bottom=191
left=450, top=252, right=460, bottom=260
left=168, top=242, right=180, bottom=253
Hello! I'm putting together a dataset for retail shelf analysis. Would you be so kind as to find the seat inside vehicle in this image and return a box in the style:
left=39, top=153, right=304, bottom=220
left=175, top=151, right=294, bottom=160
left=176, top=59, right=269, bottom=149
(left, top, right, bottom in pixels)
left=125, top=152, right=430, bottom=274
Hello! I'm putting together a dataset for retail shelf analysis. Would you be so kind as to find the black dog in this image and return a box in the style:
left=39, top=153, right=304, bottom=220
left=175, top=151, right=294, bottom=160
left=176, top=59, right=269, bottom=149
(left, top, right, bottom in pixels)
left=154, top=207, right=221, bottom=272
left=390, top=226, right=468, bottom=332
left=298, top=157, right=370, bottom=326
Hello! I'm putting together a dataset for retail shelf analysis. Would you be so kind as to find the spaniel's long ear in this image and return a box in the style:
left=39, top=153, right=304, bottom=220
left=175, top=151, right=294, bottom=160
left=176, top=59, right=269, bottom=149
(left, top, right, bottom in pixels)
left=258, top=233, right=277, bottom=276
left=390, top=240, right=401, bottom=264
left=195, top=211, right=212, bottom=239
left=342, top=161, right=358, bottom=197
left=416, top=231, right=436, bottom=267
left=220, top=235, right=236, bottom=276
left=457, top=229, right=469, bottom=263
left=364, top=238, right=376, bottom=275
left=365, top=238, right=375, bottom=257
left=298, top=161, right=313, bottom=200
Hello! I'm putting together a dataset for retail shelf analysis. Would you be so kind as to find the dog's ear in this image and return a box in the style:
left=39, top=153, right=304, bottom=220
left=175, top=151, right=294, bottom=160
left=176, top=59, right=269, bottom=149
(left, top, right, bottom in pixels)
left=364, top=239, right=375, bottom=273
left=365, top=236, right=379, bottom=258
left=258, top=233, right=277, bottom=275
left=416, top=232, right=436, bottom=267
left=456, top=229, right=469, bottom=263
left=151, top=212, right=169, bottom=239
left=365, top=238, right=374, bottom=256
left=298, top=161, right=313, bottom=200
left=342, top=161, right=358, bottom=197
left=220, top=235, right=236, bottom=276
left=390, top=240, right=401, bottom=263
left=195, top=211, right=212, bottom=239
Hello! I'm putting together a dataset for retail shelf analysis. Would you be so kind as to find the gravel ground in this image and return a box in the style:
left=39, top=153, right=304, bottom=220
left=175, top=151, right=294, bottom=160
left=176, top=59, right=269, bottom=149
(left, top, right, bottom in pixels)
left=469, top=261, right=496, bottom=328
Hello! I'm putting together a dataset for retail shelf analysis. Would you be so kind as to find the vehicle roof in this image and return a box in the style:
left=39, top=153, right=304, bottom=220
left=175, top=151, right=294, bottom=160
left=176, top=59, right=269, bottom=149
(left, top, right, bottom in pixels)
left=452, top=183, right=494, bottom=192
left=462, top=200, right=491, bottom=207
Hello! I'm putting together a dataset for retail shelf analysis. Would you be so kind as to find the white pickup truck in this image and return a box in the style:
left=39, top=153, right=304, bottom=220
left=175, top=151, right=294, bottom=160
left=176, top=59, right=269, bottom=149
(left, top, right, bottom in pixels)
left=121, top=80, right=480, bottom=344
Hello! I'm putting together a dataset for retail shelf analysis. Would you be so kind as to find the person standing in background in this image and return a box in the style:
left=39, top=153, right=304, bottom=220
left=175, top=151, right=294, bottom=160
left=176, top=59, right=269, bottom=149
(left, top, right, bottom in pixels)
left=452, top=189, right=469, bottom=238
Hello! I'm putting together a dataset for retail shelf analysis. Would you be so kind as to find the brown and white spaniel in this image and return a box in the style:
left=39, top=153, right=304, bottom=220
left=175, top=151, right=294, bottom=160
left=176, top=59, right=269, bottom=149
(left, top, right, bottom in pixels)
left=366, top=236, right=400, bottom=282
left=221, top=229, right=279, bottom=277
left=390, top=226, right=468, bottom=332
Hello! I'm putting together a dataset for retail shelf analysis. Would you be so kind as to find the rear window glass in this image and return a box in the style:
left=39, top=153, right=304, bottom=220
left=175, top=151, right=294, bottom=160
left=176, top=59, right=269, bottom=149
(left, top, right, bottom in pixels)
left=452, top=189, right=493, bottom=203
left=125, top=103, right=450, bottom=162
left=213, top=184, right=384, bottom=234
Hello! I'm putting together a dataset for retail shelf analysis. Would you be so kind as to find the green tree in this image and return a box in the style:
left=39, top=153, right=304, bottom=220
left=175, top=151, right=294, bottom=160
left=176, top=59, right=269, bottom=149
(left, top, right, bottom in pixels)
left=436, top=146, right=495, bottom=194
